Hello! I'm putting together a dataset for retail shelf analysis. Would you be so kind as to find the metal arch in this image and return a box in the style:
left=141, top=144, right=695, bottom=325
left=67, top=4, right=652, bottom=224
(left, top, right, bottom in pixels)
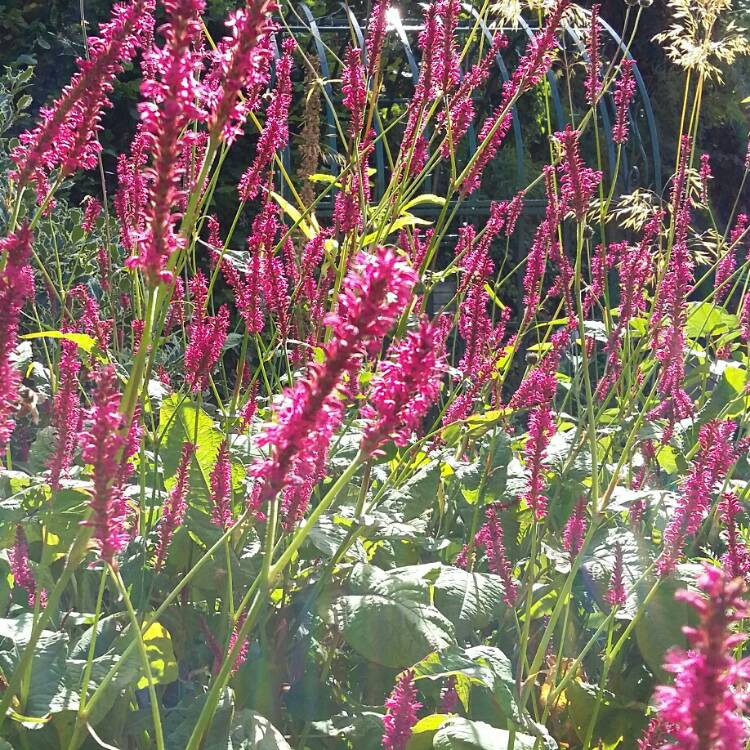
left=463, top=3, right=526, bottom=188
left=298, top=3, right=340, bottom=176
left=515, top=16, right=566, bottom=132
left=389, top=13, right=421, bottom=82
left=595, top=14, right=662, bottom=192
left=564, top=24, right=618, bottom=178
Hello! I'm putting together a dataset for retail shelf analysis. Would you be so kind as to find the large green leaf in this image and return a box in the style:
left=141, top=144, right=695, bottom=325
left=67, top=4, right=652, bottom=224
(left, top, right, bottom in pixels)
left=384, top=460, right=442, bottom=520
left=634, top=578, right=689, bottom=678
left=230, top=710, right=292, bottom=749
left=329, top=564, right=455, bottom=667
left=0, top=625, right=68, bottom=721
left=432, top=718, right=536, bottom=749
left=433, top=567, right=506, bottom=633
left=685, top=302, right=738, bottom=339
left=164, top=689, right=235, bottom=750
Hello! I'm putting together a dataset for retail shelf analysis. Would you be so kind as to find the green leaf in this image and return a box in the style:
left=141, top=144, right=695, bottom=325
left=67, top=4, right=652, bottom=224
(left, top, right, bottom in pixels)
left=401, top=194, right=447, bottom=212
left=136, top=621, right=178, bottom=689
left=433, top=567, right=506, bottom=633
left=385, top=460, right=441, bottom=520
left=407, top=715, right=451, bottom=750
left=230, top=710, right=292, bottom=749
left=270, top=191, right=317, bottom=239
left=21, top=330, right=97, bottom=354
left=635, top=578, right=689, bottom=678
left=0, top=619, right=68, bottom=721
left=329, top=564, right=455, bottom=667
left=685, top=302, right=738, bottom=339
left=165, top=689, right=235, bottom=750
left=362, top=215, right=432, bottom=244
left=432, top=718, right=536, bottom=749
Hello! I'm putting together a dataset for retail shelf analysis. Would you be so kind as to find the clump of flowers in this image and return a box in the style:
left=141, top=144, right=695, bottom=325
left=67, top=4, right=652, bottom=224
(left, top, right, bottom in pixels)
left=649, top=565, right=750, bottom=750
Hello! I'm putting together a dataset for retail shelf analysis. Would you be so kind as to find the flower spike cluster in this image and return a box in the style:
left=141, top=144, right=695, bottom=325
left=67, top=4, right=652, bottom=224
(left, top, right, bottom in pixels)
left=0, top=224, right=36, bottom=452
left=205, top=0, right=276, bottom=144
left=651, top=565, right=750, bottom=750
left=154, top=442, right=194, bottom=569
left=612, top=58, right=636, bottom=144
left=657, top=419, right=739, bottom=576
left=250, top=246, right=416, bottom=517
left=126, top=0, right=207, bottom=284
left=81, top=366, right=130, bottom=564
left=360, top=316, right=446, bottom=456
left=12, top=0, right=155, bottom=199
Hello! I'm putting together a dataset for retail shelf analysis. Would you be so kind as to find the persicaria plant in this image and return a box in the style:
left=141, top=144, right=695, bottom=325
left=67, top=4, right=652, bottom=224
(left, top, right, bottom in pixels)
left=0, top=0, right=749, bottom=748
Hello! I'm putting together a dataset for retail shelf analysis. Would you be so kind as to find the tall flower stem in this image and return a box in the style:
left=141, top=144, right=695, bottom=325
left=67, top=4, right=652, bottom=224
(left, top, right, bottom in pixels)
left=109, top=565, right=164, bottom=750
left=0, top=524, right=93, bottom=729
left=574, top=223, right=600, bottom=513
left=184, top=453, right=363, bottom=750
left=56, top=511, right=252, bottom=740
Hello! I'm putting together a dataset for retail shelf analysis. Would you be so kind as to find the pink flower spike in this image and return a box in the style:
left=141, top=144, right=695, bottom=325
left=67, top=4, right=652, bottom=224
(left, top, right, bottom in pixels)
left=81, top=366, right=129, bottom=564
left=342, top=46, right=367, bottom=137
left=383, top=670, right=422, bottom=750
left=612, top=58, right=636, bottom=144
left=48, top=340, right=82, bottom=489
left=11, top=0, right=155, bottom=196
left=555, top=125, right=602, bottom=220
left=606, top=542, right=627, bottom=607
left=475, top=504, right=518, bottom=605
left=365, top=0, right=390, bottom=79
left=82, top=197, right=103, bottom=233
left=360, top=317, right=446, bottom=456
left=562, top=498, right=587, bottom=558
left=205, top=1, right=275, bottom=144
left=585, top=5, right=601, bottom=105
left=0, top=224, right=36, bottom=452
left=716, top=214, right=747, bottom=303
left=210, top=441, right=233, bottom=530
left=9, top=525, right=37, bottom=606
left=184, top=305, right=230, bottom=393
left=522, top=405, right=555, bottom=520
left=125, top=0, right=206, bottom=285
left=651, top=564, right=750, bottom=750
left=154, top=442, right=194, bottom=569
left=719, top=492, right=750, bottom=580
left=249, top=246, right=416, bottom=511
left=237, top=38, right=295, bottom=202
left=657, top=420, right=739, bottom=576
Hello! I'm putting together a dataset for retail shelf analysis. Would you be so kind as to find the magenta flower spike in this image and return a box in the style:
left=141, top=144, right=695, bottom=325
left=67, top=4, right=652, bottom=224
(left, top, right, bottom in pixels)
left=657, top=420, right=739, bottom=576
left=210, top=441, right=233, bottom=530
left=360, top=317, right=446, bottom=456
left=154, top=442, right=194, bottom=569
left=12, top=0, right=155, bottom=199
left=562, top=498, right=588, bottom=558
left=652, top=565, right=750, bottom=750
left=523, top=405, right=555, bottom=520
left=585, top=5, right=601, bottom=105
left=383, top=669, right=422, bottom=750
left=612, top=58, right=636, bottom=144
left=48, top=340, right=82, bottom=490
left=9, top=525, right=37, bottom=606
left=81, top=366, right=129, bottom=564
left=0, top=224, right=35, bottom=452
left=475, top=504, right=518, bottom=605
left=249, top=246, right=416, bottom=513
left=555, top=125, right=602, bottom=221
